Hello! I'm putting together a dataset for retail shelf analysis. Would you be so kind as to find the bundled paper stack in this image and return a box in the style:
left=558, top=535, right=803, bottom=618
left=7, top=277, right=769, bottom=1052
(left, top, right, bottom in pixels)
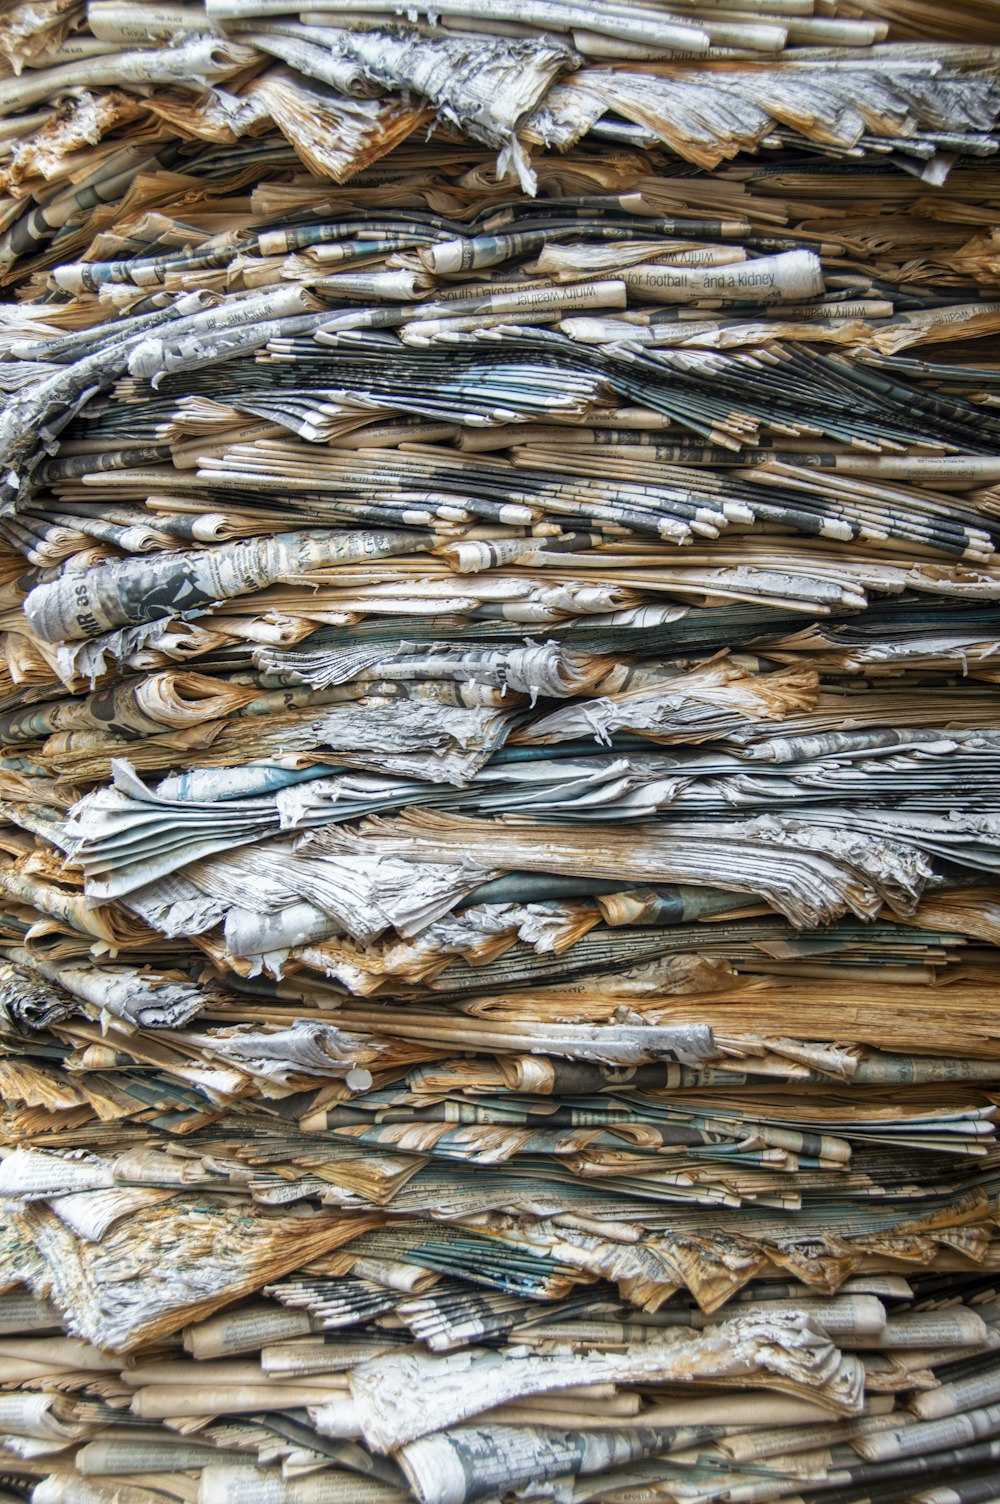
left=0, top=1, right=998, bottom=1500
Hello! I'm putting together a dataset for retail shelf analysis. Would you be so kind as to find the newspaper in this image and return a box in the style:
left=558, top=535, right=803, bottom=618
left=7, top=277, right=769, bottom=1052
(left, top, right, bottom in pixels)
left=0, top=6, right=996, bottom=1504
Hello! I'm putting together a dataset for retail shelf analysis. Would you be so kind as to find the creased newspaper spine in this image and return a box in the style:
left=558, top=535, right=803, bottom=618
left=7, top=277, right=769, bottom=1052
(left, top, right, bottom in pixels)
left=199, top=1469, right=409, bottom=1502
left=397, top=1424, right=706, bottom=1504
left=621, top=250, right=824, bottom=305
left=911, top=1367, right=1000, bottom=1422
left=24, top=530, right=427, bottom=642
left=853, top=1403, right=1000, bottom=1463
left=184, top=1306, right=315, bottom=1359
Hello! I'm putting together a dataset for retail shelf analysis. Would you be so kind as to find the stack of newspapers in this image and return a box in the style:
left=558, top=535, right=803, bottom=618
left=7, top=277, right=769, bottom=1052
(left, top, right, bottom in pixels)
left=0, top=0, right=998, bottom=1500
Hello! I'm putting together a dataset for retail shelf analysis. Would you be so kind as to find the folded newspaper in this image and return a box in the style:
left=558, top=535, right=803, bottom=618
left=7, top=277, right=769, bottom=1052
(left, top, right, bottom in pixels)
left=0, top=0, right=999, bottom=1500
